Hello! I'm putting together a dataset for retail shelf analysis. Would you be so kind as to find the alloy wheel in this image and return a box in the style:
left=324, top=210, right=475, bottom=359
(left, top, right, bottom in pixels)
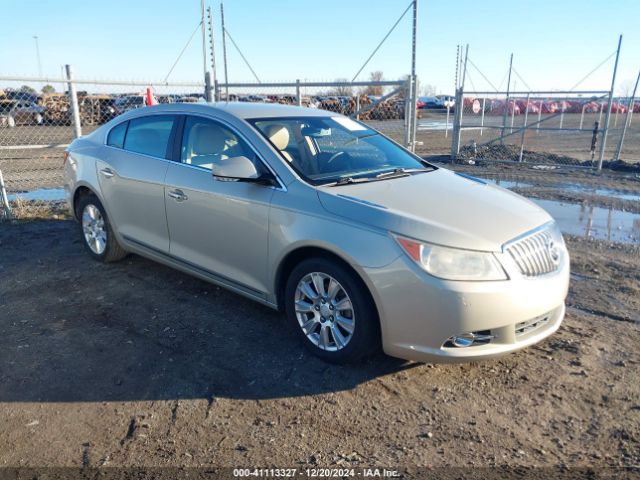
left=82, top=204, right=107, bottom=255
left=294, top=272, right=355, bottom=351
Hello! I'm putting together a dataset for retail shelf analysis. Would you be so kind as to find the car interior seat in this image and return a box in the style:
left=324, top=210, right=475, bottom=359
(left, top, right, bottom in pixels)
left=187, top=123, right=230, bottom=170
left=265, top=125, right=294, bottom=163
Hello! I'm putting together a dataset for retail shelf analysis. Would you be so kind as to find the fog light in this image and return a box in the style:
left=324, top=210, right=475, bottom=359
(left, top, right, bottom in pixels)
left=445, top=331, right=495, bottom=348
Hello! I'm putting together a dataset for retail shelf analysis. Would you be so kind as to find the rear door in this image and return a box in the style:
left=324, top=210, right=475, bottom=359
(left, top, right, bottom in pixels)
left=164, top=114, right=275, bottom=295
left=97, top=114, right=177, bottom=253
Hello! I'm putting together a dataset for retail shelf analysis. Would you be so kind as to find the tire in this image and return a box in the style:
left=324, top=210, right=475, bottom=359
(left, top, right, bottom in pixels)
left=285, top=257, right=380, bottom=364
left=76, top=194, right=127, bottom=263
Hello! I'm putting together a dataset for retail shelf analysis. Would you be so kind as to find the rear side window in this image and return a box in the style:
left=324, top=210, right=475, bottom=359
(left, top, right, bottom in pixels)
left=123, top=115, right=175, bottom=158
left=107, top=121, right=127, bottom=148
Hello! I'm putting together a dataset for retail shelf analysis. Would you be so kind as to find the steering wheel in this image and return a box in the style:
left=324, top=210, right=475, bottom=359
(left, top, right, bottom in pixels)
left=327, top=151, right=346, bottom=164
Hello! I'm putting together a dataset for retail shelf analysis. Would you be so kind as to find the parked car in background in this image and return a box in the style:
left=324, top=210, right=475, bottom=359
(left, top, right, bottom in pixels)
left=0, top=99, right=45, bottom=126
left=64, top=102, right=569, bottom=364
left=114, top=95, right=146, bottom=114
left=437, top=95, right=455, bottom=109
left=418, top=96, right=444, bottom=109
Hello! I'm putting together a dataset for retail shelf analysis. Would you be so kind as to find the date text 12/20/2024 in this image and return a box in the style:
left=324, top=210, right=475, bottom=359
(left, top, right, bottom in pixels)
left=232, top=468, right=401, bottom=478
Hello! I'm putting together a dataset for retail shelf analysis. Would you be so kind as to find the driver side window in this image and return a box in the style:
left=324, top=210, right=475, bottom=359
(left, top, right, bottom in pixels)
left=180, top=116, right=263, bottom=173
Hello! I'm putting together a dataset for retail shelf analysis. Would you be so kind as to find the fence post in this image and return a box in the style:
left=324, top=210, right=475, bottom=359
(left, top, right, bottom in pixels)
left=0, top=169, right=13, bottom=221
left=614, top=67, right=640, bottom=161
left=518, top=93, right=530, bottom=162
left=65, top=64, right=82, bottom=138
left=500, top=53, right=513, bottom=145
left=404, top=77, right=412, bottom=148
left=411, top=74, right=418, bottom=152
left=480, top=97, right=486, bottom=136
left=204, top=71, right=214, bottom=102
left=450, top=87, right=463, bottom=160
left=510, top=100, right=515, bottom=134
left=536, top=100, right=542, bottom=134
left=295, top=79, right=302, bottom=107
left=598, top=34, right=622, bottom=170
left=445, top=104, right=450, bottom=138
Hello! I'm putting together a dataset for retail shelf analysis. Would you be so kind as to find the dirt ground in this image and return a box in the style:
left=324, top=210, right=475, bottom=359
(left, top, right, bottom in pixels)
left=0, top=216, right=638, bottom=474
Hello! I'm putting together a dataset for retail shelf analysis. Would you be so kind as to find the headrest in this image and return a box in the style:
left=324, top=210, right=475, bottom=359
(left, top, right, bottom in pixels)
left=265, top=125, right=290, bottom=151
left=192, top=124, right=228, bottom=155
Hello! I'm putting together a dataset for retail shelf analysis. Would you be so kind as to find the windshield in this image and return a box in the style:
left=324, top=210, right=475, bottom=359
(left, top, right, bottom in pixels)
left=249, top=116, right=433, bottom=185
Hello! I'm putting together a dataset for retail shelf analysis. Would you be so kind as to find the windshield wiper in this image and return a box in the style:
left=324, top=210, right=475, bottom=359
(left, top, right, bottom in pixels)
left=375, top=167, right=425, bottom=179
left=327, top=167, right=430, bottom=186
left=332, top=176, right=371, bottom=186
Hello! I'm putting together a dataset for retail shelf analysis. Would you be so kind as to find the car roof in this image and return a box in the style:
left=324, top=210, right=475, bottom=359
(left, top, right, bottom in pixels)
left=138, top=101, right=335, bottom=120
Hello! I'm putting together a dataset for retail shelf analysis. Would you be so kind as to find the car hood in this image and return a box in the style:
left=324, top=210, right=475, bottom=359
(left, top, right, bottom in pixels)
left=316, top=168, right=553, bottom=252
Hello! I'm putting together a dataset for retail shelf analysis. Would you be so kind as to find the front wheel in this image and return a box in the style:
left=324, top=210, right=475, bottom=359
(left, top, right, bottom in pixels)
left=76, top=194, right=127, bottom=263
left=285, top=258, right=380, bottom=364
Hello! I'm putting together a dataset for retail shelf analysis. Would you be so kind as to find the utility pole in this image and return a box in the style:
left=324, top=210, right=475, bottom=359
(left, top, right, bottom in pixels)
left=207, top=6, right=218, bottom=101
left=409, top=0, right=418, bottom=151
left=33, top=35, right=42, bottom=77
left=200, top=0, right=207, bottom=77
left=598, top=34, right=623, bottom=170
left=200, top=0, right=212, bottom=101
left=500, top=53, right=513, bottom=145
left=221, top=0, right=229, bottom=100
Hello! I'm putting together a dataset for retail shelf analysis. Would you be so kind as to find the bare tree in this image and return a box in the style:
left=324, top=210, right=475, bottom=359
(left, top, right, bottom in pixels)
left=397, top=75, right=420, bottom=99
left=328, top=79, right=353, bottom=97
left=363, top=71, right=384, bottom=96
left=617, top=79, right=634, bottom=99
left=421, top=84, right=437, bottom=97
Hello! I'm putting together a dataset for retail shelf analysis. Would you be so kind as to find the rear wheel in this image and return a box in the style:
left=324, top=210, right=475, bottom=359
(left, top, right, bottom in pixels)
left=285, top=257, right=380, bottom=364
left=76, top=194, right=127, bottom=263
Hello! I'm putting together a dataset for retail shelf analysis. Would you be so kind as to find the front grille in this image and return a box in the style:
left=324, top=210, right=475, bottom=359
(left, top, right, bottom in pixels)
left=515, top=313, right=550, bottom=336
left=506, top=228, right=560, bottom=277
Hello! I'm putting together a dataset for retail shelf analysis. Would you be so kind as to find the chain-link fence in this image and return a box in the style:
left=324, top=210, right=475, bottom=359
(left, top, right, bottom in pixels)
left=0, top=75, right=416, bottom=220
left=216, top=80, right=412, bottom=146
left=0, top=72, right=206, bottom=219
left=447, top=91, right=640, bottom=168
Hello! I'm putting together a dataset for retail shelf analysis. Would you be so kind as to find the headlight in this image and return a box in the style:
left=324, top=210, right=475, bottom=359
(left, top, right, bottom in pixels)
left=394, top=235, right=507, bottom=281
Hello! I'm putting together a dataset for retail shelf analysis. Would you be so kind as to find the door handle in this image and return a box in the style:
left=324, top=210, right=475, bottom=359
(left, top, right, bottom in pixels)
left=99, top=168, right=115, bottom=178
left=168, top=189, right=188, bottom=202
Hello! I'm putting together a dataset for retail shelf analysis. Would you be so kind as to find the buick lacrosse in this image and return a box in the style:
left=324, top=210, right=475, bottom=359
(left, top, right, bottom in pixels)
left=64, top=102, right=569, bottom=363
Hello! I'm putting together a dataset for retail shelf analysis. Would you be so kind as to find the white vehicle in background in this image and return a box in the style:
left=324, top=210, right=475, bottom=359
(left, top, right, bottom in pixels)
left=437, top=95, right=456, bottom=109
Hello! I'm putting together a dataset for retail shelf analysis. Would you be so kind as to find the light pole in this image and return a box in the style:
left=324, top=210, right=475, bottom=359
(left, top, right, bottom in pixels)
left=33, top=35, right=42, bottom=77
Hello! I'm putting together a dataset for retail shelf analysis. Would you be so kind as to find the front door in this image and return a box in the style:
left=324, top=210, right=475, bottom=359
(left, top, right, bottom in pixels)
left=164, top=115, right=275, bottom=295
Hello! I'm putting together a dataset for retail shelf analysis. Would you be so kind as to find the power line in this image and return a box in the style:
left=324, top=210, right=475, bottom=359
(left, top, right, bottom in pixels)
left=466, top=68, right=477, bottom=92
left=351, top=1, right=413, bottom=82
left=164, top=21, right=202, bottom=83
left=467, top=58, right=499, bottom=92
left=511, top=67, right=531, bottom=91
left=569, top=51, right=616, bottom=91
left=497, top=68, right=509, bottom=91
left=224, top=28, right=261, bottom=84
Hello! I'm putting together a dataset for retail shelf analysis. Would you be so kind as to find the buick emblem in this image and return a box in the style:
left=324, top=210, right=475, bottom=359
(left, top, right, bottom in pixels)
left=546, top=238, right=561, bottom=265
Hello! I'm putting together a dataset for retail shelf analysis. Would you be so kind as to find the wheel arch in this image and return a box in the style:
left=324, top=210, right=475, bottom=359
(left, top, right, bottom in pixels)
left=71, top=184, right=97, bottom=220
left=274, top=245, right=383, bottom=333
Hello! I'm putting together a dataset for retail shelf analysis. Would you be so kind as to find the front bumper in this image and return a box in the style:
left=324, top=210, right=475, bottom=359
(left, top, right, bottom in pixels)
left=364, top=251, right=570, bottom=363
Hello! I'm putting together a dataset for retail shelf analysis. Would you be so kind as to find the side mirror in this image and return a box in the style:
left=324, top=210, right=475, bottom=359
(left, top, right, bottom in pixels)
left=211, top=155, right=259, bottom=181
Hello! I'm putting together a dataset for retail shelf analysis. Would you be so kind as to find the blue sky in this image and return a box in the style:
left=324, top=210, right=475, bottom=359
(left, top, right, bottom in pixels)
left=2, top=0, right=639, bottom=95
